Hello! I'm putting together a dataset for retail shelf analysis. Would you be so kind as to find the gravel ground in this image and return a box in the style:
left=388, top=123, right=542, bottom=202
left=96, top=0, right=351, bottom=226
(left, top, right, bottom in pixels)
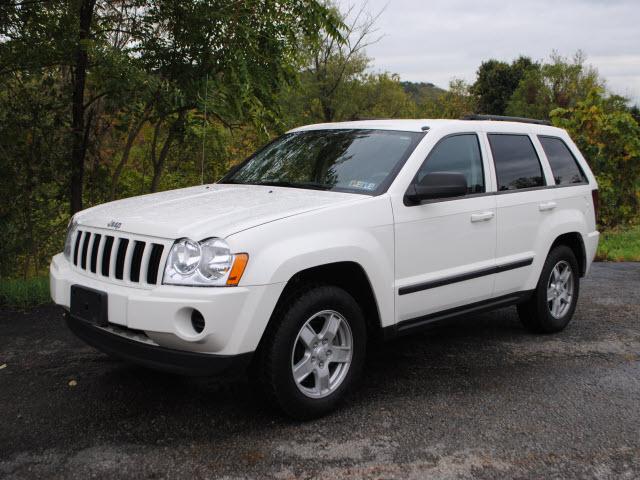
left=1, top=262, right=639, bottom=479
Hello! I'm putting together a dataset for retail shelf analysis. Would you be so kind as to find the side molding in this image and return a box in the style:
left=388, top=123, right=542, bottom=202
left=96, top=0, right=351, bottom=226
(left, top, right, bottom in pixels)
left=398, top=258, right=534, bottom=296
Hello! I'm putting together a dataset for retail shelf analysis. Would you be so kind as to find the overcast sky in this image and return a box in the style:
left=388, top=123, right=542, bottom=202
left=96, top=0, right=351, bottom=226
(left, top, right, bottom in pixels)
left=343, top=0, right=640, bottom=104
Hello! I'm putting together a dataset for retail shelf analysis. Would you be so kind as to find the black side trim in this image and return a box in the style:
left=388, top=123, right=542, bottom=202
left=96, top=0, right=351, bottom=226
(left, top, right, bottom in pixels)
left=385, top=290, right=535, bottom=339
left=398, top=258, right=534, bottom=296
left=65, top=312, right=253, bottom=377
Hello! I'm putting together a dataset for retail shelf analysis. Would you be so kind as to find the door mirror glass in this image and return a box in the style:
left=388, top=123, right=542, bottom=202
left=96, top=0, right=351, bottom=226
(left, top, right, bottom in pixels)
left=406, top=171, right=468, bottom=203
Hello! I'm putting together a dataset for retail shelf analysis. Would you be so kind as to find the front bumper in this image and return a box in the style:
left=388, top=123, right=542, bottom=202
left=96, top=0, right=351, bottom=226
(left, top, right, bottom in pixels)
left=50, top=253, right=285, bottom=357
left=65, top=312, right=253, bottom=376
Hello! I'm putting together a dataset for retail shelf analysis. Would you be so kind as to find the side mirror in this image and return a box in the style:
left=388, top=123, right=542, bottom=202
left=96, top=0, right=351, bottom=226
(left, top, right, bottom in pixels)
left=405, top=171, right=468, bottom=204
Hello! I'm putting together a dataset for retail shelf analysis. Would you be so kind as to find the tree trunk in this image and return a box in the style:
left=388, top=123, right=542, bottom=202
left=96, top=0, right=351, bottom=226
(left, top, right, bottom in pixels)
left=322, top=100, right=334, bottom=123
left=69, top=0, right=96, bottom=214
left=150, top=112, right=184, bottom=193
left=110, top=109, right=152, bottom=200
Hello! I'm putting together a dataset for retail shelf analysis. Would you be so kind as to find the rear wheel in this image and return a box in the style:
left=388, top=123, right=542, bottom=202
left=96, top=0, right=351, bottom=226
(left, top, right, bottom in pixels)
left=255, top=285, right=366, bottom=419
left=518, top=245, right=580, bottom=333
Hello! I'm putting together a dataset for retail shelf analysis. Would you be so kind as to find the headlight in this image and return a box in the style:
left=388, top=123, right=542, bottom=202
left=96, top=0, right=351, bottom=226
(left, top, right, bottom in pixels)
left=63, top=217, right=78, bottom=261
left=200, top=238, right=233, bottom=280
left=168, top=238, right=201, bottom=275
left=163, top=237, right=248, bottom=286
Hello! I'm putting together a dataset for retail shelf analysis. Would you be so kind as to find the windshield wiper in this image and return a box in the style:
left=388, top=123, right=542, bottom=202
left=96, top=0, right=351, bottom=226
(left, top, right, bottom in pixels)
left=253, top=180, right=332, bottom=191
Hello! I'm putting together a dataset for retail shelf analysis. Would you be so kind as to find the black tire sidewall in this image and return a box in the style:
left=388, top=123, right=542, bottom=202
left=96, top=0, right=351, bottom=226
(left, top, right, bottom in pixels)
left=535, top=245, right=580, bottom=332
left=268, top=285, right=367, bottom=419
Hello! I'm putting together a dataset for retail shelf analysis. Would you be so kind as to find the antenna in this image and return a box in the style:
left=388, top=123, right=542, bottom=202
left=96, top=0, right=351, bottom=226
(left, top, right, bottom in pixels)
left=201, top=73, right=208, bottom=185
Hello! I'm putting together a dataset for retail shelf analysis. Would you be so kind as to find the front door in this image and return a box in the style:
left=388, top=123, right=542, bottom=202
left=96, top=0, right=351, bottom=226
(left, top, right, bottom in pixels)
left=392, top=133, right=497, bottom=326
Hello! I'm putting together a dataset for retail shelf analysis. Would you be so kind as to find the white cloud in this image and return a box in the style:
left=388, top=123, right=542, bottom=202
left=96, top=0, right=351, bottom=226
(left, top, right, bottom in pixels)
left=342, top=0, right=640, bottom=103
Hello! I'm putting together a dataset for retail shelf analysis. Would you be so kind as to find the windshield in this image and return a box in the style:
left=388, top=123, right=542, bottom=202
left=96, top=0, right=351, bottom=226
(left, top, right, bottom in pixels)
left=221, top=129, right=424, bottom=195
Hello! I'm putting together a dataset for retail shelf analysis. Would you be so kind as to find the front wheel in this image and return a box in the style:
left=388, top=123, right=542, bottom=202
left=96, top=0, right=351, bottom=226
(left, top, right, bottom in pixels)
left=518, top=245, right=580, bottom=333
left=255, top=285, right=367, bottom=419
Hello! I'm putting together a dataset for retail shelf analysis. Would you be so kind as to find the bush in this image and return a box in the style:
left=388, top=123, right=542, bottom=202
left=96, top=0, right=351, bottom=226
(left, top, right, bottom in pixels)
left=596, top=225, right=640, bottom=262
left=0, top=276, right=51, bottom=309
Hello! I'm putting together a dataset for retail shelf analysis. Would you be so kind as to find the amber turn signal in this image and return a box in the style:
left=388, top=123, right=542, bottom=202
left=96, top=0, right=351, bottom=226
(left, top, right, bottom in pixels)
left=227, top=254, right=249, bottom=286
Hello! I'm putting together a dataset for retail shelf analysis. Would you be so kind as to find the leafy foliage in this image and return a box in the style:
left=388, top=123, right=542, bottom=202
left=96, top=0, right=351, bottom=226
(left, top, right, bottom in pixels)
left=552, top=89, right=640, bottom=227
left=507, top=52, right=601, bottom=120
left=471, top=56, right=537, bottom=115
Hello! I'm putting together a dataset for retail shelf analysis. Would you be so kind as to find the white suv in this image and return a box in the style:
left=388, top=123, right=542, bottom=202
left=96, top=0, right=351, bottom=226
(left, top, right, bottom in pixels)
left=50, top=116, right=600, bottom=418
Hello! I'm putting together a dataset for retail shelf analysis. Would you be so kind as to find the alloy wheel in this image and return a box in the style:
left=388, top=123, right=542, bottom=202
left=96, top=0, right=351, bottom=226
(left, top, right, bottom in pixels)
left=290, top=310, right=353, bottom=399
left=547, top=260, right=574, bottom=319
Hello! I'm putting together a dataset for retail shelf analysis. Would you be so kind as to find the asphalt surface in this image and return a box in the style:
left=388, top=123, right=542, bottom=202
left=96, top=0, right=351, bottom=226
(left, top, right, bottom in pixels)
left=1, top=262, right=639, bottom=479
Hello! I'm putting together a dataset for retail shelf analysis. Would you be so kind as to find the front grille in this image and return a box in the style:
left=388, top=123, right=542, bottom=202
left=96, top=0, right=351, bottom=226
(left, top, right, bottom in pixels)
left=72, top=229, right=165, bottom=286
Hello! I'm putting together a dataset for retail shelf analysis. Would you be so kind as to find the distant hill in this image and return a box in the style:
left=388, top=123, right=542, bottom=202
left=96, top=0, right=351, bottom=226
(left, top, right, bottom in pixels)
left=401, top=81, right=446, bottom=103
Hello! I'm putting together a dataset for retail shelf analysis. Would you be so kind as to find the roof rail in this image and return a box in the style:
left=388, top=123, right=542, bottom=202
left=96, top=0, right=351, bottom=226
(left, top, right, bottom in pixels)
left=462, top=114, right=552, bottom=126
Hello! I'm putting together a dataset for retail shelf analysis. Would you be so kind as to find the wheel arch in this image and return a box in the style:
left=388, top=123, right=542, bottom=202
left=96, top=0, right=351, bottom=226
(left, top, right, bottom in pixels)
left=548, top=231, right=587, bottom=277
left=258, top=261, right=384, bottom=350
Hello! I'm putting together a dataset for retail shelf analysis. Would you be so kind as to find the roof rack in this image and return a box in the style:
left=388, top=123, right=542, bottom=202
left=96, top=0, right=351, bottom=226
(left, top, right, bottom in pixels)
left=462, top=114, right=551, bottom=126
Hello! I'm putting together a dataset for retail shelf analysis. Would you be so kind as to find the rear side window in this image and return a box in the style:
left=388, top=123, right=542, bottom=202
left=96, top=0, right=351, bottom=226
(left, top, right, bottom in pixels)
left=538, top=136, right=587, bottom=185
left=417, top=134, right=485, bottom=194
left=488, top=134, right=545, bottom=191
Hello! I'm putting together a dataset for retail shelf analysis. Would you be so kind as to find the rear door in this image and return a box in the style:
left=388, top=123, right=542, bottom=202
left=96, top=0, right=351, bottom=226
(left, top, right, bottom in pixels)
left=488, top=133, right=555, bottom=296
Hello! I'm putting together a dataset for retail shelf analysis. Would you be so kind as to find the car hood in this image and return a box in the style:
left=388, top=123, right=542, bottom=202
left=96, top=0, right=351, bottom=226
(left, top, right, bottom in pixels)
left=76, top=184, right=363, bottom=240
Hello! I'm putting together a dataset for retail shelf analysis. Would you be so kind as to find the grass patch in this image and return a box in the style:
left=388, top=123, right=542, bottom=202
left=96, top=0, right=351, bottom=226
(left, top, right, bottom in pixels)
left=0, top=276, right=50, bottom=309
left=596, top=225, right=640, bottom=262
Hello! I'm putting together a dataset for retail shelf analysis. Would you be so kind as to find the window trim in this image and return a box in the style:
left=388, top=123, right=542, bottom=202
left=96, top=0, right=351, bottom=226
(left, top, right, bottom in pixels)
left=537, top=135, right=589, bottom=186
left=403, top=132, right=487, bottom=206
left=487, top=132, right=548, bottom=192
left=219, top=128, right=427, bottom=197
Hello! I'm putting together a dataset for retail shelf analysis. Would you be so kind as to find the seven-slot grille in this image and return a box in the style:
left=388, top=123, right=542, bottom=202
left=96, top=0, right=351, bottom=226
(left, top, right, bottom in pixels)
left=71, top=229, right=166, bottom=286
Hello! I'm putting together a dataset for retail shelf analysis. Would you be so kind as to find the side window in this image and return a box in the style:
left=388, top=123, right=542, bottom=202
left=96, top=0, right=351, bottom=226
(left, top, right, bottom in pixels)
left=538, top=136, right=587, bottom=185
left=416, top=134, right=485, bottom=194
left=488, top=134, right=545, bottom=191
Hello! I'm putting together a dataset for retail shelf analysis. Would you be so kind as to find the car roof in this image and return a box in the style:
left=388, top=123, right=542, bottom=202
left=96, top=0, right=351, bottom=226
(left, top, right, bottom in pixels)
left=287, top=119, right=567, bottom=136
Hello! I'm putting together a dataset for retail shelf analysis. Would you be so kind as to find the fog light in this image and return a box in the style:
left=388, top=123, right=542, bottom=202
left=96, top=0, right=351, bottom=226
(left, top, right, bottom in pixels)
left=191, top=309, right=205, bottom=334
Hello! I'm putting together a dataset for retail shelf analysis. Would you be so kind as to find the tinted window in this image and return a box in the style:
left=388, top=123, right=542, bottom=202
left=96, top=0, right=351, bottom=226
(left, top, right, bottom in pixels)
left=488, top=134, right=545, bottom=191
left=538, top=136, right=587, bottom=185
left=222, top=129, right=423, bottom=194
left=416, top=134, right=485, bottom=193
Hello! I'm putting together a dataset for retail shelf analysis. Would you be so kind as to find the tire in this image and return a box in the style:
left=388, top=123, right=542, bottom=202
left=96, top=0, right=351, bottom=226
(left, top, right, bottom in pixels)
left=517, top=245, right=580, bottom=333
left=255, top=284, right=367, bottom=420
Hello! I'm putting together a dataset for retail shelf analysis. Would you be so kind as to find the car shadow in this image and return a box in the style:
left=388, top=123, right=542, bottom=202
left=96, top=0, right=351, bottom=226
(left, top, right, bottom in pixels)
left=79, top=306, right=531, bottom=428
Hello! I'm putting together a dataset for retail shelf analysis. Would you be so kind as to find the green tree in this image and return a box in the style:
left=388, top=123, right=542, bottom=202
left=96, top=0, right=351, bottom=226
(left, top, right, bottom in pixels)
left=0, top=0, right=342, bottom=210
left=552, top=88, right=640, bottom=227
left=345, top=73, right=416, bottom=119
left=507, top=52, right=601, bottom=120
left=471, top=56, right=537, bottom=115
left=421, top=79, right=477, bottom=119
left=288, top=2, right=383, bottom=124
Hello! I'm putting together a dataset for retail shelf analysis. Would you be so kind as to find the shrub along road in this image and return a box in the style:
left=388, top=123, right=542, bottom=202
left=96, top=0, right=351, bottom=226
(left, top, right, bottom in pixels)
left=1, top=263, right=639, bottom=479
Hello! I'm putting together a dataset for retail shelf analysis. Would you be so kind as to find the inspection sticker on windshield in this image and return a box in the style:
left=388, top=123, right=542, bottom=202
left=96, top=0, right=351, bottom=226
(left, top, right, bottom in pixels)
left=349, top=180, right=377, bottom=191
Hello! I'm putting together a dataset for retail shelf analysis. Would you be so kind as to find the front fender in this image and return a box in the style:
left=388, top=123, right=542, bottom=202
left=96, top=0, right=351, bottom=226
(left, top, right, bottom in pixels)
left=226, top=196, right=396, bottom=327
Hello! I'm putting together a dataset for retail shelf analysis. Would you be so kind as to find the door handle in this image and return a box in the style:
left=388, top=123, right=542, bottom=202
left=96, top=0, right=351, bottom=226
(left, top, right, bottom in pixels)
left=539, top=201, right=557, bottom=212
left=470, top=211, right=495, bottom=222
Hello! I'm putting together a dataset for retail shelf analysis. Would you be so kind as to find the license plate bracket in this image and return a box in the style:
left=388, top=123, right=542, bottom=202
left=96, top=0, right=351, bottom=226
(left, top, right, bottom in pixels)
left=70, top=285, right=108, bottom=327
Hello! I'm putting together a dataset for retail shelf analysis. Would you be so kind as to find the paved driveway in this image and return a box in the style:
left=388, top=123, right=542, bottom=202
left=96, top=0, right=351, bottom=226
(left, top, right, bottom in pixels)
left=1, top=263, right=639, bottom=479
